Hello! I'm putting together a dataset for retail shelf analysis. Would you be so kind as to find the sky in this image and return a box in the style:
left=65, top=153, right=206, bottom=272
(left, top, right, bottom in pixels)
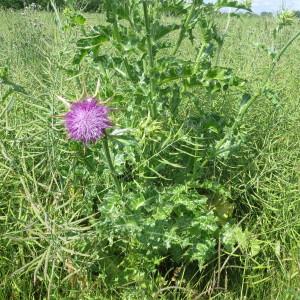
left=251, top=0, right=300, bottom=13
left=205, top=0, right=300, bottom=13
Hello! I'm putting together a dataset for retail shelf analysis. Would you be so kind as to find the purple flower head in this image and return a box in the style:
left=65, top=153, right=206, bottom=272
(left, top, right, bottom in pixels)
left=64, top=97, right=111, bottom=143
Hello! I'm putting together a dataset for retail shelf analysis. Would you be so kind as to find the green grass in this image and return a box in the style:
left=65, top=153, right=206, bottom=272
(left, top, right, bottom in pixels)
left=0, top=9, right=300, bottom=299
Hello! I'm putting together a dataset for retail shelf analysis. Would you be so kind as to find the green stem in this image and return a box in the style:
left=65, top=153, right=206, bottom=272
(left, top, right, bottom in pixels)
left=103, top=134, right=122, bottom=196
left=143, top=0, right=157, bottom=118
left=273, top=30, right=300, bottom=65
left=111, top=13, right=136, bottom=82
left=173, top=1, right=196, bottom=55
left=143, top=1, right=154, bottom=68
left=193, top=44, right=206, bottom=74
left=215, top=8, right=232, bottom=66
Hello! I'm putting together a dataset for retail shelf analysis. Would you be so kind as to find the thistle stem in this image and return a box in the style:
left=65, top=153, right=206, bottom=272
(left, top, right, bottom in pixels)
left=173, top=0, right=196, bottom=55
left=143, top=0, right=157, bottom=118
left=103, top=134, right=122, bottom=196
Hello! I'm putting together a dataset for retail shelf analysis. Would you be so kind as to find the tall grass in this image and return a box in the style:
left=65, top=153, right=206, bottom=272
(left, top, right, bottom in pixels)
left=0, top=9, right=300, bottom=299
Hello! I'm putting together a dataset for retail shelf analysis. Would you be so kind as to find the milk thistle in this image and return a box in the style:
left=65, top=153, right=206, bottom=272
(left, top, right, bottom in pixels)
left=61, top=96, right=122, bottom=195
left=64, top=97, right=111, bottom=143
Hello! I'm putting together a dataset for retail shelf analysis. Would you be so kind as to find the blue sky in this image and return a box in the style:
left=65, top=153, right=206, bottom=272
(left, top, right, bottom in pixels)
left=206, top=0, right=300, bottom=13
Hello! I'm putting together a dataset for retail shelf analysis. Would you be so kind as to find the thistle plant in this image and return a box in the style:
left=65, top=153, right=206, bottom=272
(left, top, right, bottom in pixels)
left=59, top=0, right=253, bottom=284
left=51, top=0, right=300, bottom=293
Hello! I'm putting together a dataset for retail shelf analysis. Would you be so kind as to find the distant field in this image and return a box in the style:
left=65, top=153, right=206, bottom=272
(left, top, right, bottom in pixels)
left=0, top=9, right=300, bottom=300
